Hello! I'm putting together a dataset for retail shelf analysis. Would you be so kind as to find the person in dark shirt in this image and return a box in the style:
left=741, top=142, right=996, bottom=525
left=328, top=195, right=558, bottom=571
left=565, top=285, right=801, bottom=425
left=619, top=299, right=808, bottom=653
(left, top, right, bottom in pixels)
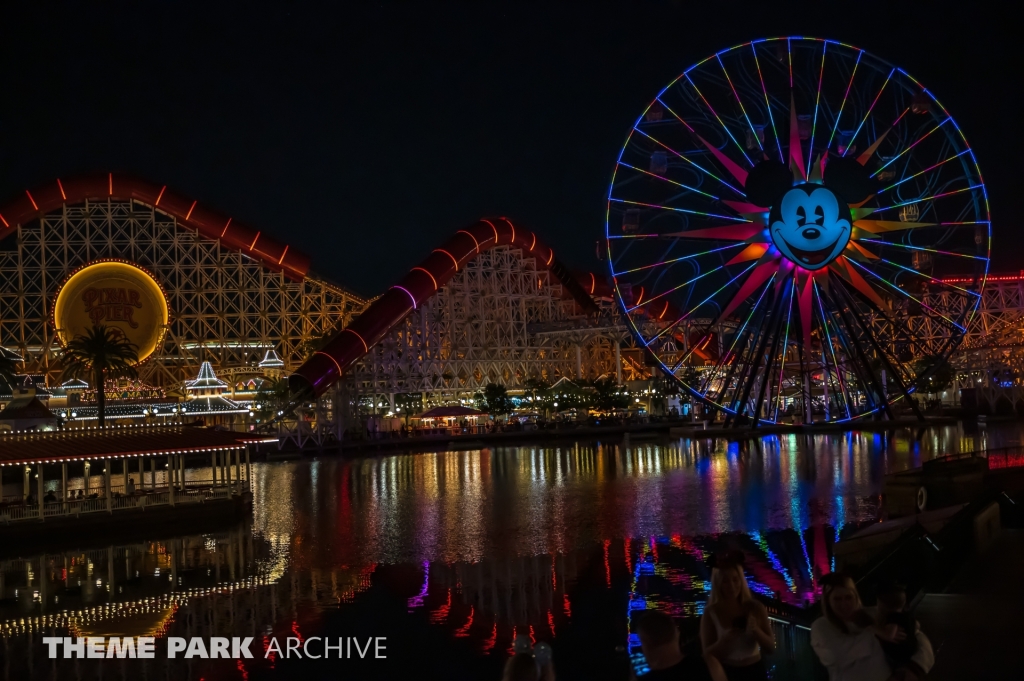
left=875, top=581, right=925, bottom=680
left=635, top=611, right=726, bottom=681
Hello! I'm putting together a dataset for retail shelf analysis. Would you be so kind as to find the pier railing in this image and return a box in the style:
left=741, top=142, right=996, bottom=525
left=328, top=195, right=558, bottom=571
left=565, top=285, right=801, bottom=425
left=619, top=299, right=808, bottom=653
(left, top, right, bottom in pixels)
left=0, top=483, right=242, bottom=524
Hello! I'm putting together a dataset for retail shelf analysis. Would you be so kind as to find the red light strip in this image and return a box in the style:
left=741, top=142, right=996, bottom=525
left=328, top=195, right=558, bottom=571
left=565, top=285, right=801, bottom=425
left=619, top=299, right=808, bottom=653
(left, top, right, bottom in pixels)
left=154, top=185, right=166, bottom=206
left=412, top=266, right=438, bottom=290
left=277, top=245, right=289, bottom=265
left=458, top=229, right=480, bottom=253
left=0, top=213, right=9, bottom=228
left=343, top=328, right=369, bottom=353
left=433, top=248, right=459, bottom=271
left=108, top=173, right=113, bottom=196
left=25, top=190, right=38, bottom=211
left=220, top=217, right=232, bottom=237
left=546, top=250, right=554, bottom=266
left=249, top=232, right=261, bottom=250
left=529, top=233, right=536, bottom=251
left=185, top=200, right=197, bottom=221
left=482, top=219, right=499, bottom=244
left=57, top=179, right=67, bottom=201
left=314, top=351, right=343, bottom=376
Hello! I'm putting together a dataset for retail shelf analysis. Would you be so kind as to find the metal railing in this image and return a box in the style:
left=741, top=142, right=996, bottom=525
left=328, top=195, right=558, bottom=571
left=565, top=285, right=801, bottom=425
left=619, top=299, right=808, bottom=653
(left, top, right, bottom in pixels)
left=930, top=445, right=1024, bottom=470
left=0, top=483, right=245, bottom=524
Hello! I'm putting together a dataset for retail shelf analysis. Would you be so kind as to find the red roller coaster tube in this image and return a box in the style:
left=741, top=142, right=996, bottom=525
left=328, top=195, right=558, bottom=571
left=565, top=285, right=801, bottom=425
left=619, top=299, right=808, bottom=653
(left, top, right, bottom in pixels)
left=289, top=217, right=599, bottom=398
left=0, top=174, right=311, bottom=281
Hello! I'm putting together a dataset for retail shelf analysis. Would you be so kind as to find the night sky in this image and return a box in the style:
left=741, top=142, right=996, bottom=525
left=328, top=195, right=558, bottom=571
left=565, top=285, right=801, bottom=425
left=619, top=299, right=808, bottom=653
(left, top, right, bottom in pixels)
left=1, top=1, right=1018, bottom=298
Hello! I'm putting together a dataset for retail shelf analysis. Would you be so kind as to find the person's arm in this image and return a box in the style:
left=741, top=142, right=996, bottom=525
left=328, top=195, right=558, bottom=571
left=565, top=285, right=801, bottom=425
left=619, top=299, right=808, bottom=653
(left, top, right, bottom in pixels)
left=747, top=603, right=776, bottom=655
left=703, top=652, right=728, bottom=681
left=701, top=610, right=740, bottom=660
left=908, top=623, right=935, bottom=674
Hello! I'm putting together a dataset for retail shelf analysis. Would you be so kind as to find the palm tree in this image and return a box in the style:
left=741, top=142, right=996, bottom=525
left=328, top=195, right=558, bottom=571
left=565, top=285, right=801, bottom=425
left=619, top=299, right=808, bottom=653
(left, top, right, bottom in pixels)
left=60, top=325, right=139, bottom=427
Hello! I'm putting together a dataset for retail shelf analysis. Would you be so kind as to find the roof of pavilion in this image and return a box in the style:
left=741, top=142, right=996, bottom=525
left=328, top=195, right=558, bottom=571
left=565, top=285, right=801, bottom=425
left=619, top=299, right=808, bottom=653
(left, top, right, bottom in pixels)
left=0, top=425, right=276, bottom=466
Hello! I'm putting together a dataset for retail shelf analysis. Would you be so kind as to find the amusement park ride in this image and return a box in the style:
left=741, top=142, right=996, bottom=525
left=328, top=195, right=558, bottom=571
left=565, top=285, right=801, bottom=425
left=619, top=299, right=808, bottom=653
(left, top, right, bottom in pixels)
left=0, top=37, right=1012, bottom=437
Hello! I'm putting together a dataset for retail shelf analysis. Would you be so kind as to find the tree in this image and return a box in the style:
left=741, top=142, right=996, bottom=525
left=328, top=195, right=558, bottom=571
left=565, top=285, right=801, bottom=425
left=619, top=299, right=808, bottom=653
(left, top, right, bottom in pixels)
left=476, top=383, right=513, bottom=419
left=592, top=378, right=629, bottom=411
left=60, top=325, right=139, bottom=427
left=252, top=378, right=290, bottom=422
left=914, top=355, right=954, bottom=394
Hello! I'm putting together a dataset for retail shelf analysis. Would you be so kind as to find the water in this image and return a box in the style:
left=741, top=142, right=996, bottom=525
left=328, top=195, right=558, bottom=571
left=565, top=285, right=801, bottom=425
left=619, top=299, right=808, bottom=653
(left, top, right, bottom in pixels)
left=2, top=422, right=1022, bottom=680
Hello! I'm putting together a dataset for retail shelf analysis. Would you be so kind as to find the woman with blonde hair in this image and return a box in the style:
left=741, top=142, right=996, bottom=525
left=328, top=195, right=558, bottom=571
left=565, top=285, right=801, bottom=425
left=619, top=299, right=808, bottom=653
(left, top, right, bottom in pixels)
left=700, top=551, right=775, bottom=681
left=810, top=572, right=929, bottom=681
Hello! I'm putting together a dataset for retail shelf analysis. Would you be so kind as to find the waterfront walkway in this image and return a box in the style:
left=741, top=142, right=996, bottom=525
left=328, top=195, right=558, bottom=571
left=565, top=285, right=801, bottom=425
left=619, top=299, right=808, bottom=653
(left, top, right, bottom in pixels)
left=915, top=529, right=1024, bottom=678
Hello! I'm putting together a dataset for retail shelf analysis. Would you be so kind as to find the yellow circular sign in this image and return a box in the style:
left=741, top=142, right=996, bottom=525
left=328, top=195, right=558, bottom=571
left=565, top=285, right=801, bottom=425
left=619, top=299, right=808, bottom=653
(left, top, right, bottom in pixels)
left=53, top=260, right=169, bottom=363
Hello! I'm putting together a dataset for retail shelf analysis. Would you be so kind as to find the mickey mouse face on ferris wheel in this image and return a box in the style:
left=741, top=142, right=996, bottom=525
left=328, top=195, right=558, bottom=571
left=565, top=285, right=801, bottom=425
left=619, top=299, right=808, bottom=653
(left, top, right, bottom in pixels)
left=769, top=184, right=851, bottom=270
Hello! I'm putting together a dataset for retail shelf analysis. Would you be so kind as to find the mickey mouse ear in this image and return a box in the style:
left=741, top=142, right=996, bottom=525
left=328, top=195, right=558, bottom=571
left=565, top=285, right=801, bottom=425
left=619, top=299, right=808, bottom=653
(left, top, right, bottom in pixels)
left=822, top=156, right=879, bottom=204
left=744, top=160, right=792, bottom=208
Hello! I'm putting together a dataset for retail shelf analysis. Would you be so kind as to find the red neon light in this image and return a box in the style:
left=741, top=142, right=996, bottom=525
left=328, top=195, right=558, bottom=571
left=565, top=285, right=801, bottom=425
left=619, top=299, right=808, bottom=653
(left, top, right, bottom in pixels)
left=154, top=185, right=166, bottom=206
left=659, top=300, right=670, bottom=320
left=343, top=328, right=369, bottom=353
left=25, top=190, right=38, bottom=211
left=546, top=250, right=554, bottom=266
left=185, top=200, right=197, bottom=221
left=108, top=173, right=113, bottom=196
left=635, top=286, right=645, bottom=306
left=482, top=219, right=499, bottom=244
left=277, top=245, right=289, bottom=265
left=412, top=266, right=438, bottom=290
left=530, top=233, right=536, bottom=251
left=249, top=232, right=261, bottom=250
left=504, top=218, right=515, bottom=243
left=458, top=229, right=480, bottom=253
left=220, top=217, right=232, bottom=237
left=314, top=351, right=343, bottom=376
left=0, top=213, right=9, bottom=228
left=56, top=179, right=67, bottom=201
left=434, top=248, right=459, bottom=271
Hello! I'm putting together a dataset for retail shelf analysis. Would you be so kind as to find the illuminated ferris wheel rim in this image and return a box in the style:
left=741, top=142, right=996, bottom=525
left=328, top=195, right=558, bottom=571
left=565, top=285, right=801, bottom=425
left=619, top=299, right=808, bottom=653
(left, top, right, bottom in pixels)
left=604, top=36, right=990, bottom=423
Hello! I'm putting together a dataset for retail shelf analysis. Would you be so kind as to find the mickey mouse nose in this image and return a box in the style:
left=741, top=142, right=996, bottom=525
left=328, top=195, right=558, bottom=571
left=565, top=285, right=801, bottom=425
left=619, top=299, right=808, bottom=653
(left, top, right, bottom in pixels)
left=802, top=227, right=821, bottom=240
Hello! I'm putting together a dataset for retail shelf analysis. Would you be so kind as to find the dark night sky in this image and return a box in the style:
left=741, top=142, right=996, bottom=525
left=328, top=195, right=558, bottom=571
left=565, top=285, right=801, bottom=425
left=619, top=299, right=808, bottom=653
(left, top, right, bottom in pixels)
left=1, top=1, right=1019, bottom=298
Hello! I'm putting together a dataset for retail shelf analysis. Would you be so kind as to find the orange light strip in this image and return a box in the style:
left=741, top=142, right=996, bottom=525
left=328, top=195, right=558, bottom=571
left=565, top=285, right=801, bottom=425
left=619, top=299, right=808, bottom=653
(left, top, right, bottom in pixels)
left=185, top=200, right=197, bottom=221
left=0, top=213, right=8, bottom=228
left=277, top=244, right=289, bottom=265
left=56, top=178, right=67, bottom=201
left=412, top=266, right=438, bottom=290
left=314, top=351, right=343, bottom=376
left=529, top=233, right=536, bottom=251
left=458, top=229, right=480, bottom=253
left=25, top=190, right=38, bottom=211
left=434, top=248, right=459, bottom=271
left=220, top=217, right=232, bottom=237
left=589, top=272, right=596, bottom=294
left=108, top=173, right=113, bottom=196
left=249, top=232, right=261, bottom=250
left=504, top=218, right=515, bottom=243
left=482, top=219, right=499, bottom=244
left=546, top=250, right=554, bottom=266
left=154, top=185, right=166, bottom=206
left=343, top=328, right=369, bottom=353
left=659, top=300, right=670, bottom=319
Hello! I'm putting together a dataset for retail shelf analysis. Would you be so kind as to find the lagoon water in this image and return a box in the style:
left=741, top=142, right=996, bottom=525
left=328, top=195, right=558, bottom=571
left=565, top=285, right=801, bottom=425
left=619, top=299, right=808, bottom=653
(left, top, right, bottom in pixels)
left=2, top=422, right=1022, bottom=680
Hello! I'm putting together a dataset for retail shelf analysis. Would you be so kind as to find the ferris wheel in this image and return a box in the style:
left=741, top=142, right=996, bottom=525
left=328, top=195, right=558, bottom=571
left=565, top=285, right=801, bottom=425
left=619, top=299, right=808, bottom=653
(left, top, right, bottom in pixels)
left=605, top=37, right=989, bottom=424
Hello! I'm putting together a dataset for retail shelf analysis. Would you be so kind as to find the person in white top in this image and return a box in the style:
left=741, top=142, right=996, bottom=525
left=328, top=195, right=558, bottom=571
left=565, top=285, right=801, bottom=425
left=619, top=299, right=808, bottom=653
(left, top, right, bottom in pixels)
left=811, top=572, right=933, bottom=681
left=700, top=551, right=775, bottom=681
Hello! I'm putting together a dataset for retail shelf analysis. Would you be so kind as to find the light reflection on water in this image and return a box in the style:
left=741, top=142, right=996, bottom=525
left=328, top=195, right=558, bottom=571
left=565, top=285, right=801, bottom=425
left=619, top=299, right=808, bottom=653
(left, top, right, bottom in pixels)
left=2, top=422, right=1023, bottom=680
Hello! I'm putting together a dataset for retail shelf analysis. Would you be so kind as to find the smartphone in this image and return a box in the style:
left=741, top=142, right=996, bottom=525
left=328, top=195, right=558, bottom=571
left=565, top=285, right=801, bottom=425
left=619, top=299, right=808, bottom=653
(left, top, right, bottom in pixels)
left=630, top=651, right=651, bottom=677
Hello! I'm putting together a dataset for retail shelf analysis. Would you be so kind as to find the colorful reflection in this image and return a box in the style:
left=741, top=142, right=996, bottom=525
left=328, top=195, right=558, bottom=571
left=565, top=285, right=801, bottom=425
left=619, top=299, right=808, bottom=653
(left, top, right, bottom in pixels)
left=3, top=422, right=1024, bottom=680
